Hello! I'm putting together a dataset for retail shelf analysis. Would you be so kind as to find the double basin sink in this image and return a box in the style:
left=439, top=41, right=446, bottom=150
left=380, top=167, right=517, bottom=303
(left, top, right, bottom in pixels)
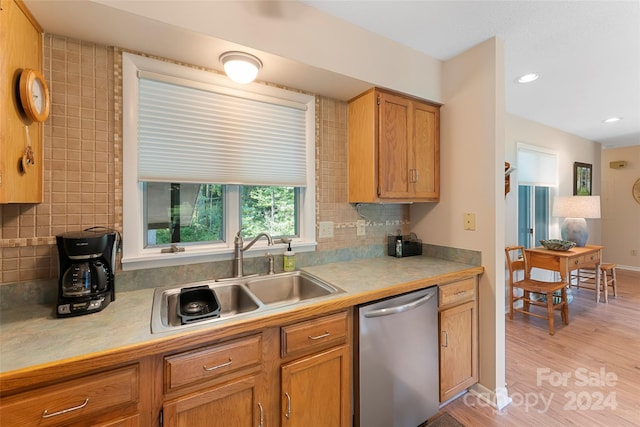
left=151, top=271, right=344, bottom=333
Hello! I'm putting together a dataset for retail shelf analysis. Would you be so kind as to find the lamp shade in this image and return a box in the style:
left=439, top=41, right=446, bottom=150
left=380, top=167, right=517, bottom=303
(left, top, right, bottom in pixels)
left=552, top=196, right=600, bottom=247
left=552, top=196, right=601, bottom=219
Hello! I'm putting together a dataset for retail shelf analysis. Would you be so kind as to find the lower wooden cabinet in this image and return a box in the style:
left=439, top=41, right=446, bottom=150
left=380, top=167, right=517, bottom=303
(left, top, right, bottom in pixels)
left=281, top=345, right=351, bottom=426
left=438, top=277, right=478, bottom=402
left=162, top=374, right=265, bottom=427
left=279, top=311, right=351, bottom=426
left=97, top=414, right=140, bottom=427
left=0, top=363, right=142, bottom=426
left=160, top=310, right=352, bottom=427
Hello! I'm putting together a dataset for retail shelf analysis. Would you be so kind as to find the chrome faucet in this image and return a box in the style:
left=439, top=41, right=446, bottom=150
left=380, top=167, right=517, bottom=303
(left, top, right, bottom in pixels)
left=233, top=231, right=274, bottom=277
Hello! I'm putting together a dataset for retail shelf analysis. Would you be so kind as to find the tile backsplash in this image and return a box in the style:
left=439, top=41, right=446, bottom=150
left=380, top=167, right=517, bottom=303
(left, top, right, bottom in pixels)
left=0, top=34, right=409, bottom=288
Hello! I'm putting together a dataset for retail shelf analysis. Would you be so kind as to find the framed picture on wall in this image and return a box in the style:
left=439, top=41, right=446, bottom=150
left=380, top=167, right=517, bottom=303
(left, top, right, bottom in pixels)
left=573, top=162, right=592, bottom=196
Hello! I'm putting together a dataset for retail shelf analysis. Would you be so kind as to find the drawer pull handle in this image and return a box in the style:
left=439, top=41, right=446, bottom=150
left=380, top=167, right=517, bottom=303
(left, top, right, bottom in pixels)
left=258, top=402, right=264, bottom=427
left=454, top=290, right=467, bottom=296
left=285, top=392, right=292, bottom=419
left=42, top=398, right=89, bottom=418
left=308, top=331, right=330, bottom=340
left=203, top=357, right=232, bottom=371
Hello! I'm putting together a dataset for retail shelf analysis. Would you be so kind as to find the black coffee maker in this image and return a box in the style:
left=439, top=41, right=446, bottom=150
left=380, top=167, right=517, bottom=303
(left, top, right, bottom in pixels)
left=56, top=228, right=118, bottom=317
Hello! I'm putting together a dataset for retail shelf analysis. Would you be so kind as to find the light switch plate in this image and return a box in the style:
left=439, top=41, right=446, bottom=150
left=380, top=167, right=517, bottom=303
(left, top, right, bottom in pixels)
left=319, top=221, right=334, bottom=238
left=356, top=220, right=366, bottom=236
left=464, top=213, right=476, bottom=231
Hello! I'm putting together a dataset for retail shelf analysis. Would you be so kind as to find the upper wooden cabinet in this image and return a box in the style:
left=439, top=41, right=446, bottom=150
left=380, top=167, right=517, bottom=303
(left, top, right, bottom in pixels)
left=348, top=88, right=440, bottom=203
left=0, top=0, right=44, bottom=203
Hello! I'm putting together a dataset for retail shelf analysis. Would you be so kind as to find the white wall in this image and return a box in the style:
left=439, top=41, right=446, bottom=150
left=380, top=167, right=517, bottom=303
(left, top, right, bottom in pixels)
left=411, top=37, right=507, bottom=406
left=601, top=146, right=640, bottom=270
left=100, top=0, right=443, bottom=103
left=505, top=114, right=602, bottom=248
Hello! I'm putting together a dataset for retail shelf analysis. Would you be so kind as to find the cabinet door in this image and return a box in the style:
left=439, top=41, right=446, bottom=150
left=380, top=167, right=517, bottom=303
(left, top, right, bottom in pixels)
left=0, top=0, right=43, bottom=203
left=163, top=375, right=264, bottom=427
left=281, top=346, right=350, bottom=427
left=412, top=101, right=440, bottom=200
left=378, top=91, right=411, bottom=198
left=439, top=300, right=478, bottom=402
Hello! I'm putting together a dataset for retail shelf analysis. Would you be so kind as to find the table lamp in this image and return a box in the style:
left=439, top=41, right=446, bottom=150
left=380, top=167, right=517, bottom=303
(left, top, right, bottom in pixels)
left=552, top=196, right=601, bottom=247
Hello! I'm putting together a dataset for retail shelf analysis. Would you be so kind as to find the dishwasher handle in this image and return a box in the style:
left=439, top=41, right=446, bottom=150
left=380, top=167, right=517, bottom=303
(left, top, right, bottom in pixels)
left=363, top=290, right=435, bottom=318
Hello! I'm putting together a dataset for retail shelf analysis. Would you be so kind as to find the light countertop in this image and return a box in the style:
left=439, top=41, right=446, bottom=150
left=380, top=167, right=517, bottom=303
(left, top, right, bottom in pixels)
left=0, top=255, right=482, bottom=374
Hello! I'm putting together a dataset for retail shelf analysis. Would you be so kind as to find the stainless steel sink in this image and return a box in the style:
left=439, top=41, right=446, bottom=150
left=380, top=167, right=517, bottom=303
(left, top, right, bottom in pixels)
left=245, top=271, right=339, bottom=305
left=151, top=282, right=261, bottom=333
left=151, top=271, right=343, bottom=333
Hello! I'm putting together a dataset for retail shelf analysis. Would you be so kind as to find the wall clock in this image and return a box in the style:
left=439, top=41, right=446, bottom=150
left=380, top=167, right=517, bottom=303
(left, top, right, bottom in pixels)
left=19, top=68, right=50, bottom=123
left=633, top=178, right=640, bottom=205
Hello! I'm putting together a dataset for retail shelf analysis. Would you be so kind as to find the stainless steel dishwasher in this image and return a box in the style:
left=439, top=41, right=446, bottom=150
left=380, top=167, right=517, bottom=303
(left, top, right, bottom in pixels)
left=356, top=287, right=439, bottom=427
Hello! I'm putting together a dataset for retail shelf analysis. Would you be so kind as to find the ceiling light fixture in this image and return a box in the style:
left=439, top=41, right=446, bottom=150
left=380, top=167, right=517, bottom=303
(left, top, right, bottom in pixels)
left=516, top=73, right=540, bottom=84
left=219, top=51, right=263, bottom=84
left=602, top=117, right=622, bottom=124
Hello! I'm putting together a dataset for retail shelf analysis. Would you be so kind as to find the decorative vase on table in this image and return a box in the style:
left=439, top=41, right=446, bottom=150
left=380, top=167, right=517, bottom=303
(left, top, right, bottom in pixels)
left=560, top=218, right=589, bottom=247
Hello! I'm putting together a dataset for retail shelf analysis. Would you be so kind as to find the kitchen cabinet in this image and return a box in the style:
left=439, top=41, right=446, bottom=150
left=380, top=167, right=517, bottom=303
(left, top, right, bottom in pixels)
left=280, top=311, right=351, bottom=426
left=348, top=87, right=440, bottom=203
left=438, top=277, right=478, bottom=402
left=161, top=311, right=351, bottom=427
left=281, top=346, right=350, bottom=426
left=162, top=334, right=266, bottom=427
left=0, top=0, right=44, bottom=203
left=162, top=374, right=264, bottom=427
left=0, top=363, right=144, bottom=426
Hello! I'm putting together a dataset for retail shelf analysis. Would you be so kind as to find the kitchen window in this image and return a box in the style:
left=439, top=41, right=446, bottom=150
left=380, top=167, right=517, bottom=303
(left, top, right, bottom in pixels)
left=121, top=53, right=316, bottom=270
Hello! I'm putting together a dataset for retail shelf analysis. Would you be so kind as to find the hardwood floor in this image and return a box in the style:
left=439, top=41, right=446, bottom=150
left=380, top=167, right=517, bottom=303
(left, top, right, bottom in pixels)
left=441, top=269, right=640, bottom=427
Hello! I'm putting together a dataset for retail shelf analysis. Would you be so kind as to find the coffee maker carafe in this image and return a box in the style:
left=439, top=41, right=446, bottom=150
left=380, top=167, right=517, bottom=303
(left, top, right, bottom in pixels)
left=56, top=228, right=118, bottom=317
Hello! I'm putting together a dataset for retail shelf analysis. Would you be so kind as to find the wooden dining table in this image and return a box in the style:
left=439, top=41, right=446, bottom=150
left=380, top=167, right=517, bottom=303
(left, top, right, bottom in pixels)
left=525, top=245, right=603, bottom=286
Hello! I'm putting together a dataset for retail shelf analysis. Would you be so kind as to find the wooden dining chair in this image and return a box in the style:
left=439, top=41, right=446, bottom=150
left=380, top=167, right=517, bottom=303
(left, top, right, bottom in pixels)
left=505, top=246, right=569, bottom=335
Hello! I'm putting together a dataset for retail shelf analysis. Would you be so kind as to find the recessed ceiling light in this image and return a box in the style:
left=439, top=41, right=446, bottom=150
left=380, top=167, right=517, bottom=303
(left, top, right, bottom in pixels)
left=602, top=117, right=622, bottom=124
left=516, top=73, right=540, bottom=84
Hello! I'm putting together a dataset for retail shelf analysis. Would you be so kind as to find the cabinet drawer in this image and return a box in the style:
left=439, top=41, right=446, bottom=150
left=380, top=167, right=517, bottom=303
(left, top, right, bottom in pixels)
left=0, top=364, right=139, bottom=426
left=165, top=334, right=262, bottom=392
left=573, top=253, right=600, bottom=268
left=282, top=311, right=348, bottom=357
left=439, top=277, right=476, bottom=308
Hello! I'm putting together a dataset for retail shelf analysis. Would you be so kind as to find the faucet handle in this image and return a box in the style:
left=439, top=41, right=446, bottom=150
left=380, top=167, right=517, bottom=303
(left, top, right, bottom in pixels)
left=265, top=252, right=275, bottom=275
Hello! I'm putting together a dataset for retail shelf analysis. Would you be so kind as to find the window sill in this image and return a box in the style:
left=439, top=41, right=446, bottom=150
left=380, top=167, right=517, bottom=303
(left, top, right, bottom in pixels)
left=121, top=240, right=318, bottom=271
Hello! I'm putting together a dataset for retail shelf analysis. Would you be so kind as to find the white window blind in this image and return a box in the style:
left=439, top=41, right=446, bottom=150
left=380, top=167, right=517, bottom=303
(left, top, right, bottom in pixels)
left=138, top=72, right=308, bottom=186
left=517, top=143, right=558, bottom=187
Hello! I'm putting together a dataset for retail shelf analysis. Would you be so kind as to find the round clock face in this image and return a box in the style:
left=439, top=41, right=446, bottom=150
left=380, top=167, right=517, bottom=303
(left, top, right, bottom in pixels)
left=32, top=78, right=45, bottom=112
left=633, top=178, right=640, bottom=205
left=19, top=68, right=50, bottom=122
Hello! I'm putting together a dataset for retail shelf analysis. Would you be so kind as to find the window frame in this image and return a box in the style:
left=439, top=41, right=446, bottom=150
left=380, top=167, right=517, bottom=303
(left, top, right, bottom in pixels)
left=121, top=53, right=316, bottom=271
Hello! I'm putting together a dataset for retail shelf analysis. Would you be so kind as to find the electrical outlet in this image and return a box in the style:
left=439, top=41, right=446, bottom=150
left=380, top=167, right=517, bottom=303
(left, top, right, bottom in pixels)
left=356, top=220, right=366, bottom=236
left=318, top=221, right=334, bottom=238
left=463, top=213, right=476, bottom=231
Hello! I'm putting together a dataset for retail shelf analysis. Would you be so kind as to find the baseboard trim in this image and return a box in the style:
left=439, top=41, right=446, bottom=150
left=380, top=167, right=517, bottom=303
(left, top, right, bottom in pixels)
left=467, top=383, right=512, bottom=410
left=617, top=265, right=640, bottom=272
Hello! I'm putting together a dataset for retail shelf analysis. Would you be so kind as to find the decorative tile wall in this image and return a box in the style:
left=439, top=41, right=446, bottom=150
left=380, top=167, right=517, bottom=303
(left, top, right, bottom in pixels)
left=0, top=35, right=408, bottom=289
left=0, top=35, right=115, bottom=283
